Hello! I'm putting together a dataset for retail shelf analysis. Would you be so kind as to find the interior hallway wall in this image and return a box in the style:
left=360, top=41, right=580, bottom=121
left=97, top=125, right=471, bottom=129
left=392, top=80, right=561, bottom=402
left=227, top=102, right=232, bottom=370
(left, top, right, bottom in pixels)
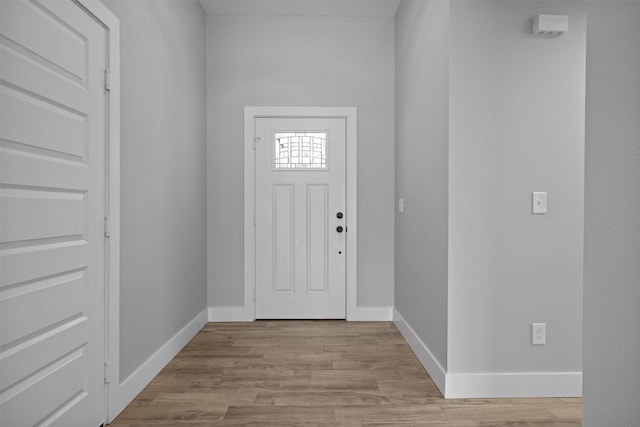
left=583, top=2, right=640, bottom=424
left=394, top=0, right=450, bottom=371
left=102, top=0, right=207, bottom=381
left=394, top=0, right=585, bottom=396
left=448, top=0, right=585, bottom=376
left=206, top=14, right=395, bottom=310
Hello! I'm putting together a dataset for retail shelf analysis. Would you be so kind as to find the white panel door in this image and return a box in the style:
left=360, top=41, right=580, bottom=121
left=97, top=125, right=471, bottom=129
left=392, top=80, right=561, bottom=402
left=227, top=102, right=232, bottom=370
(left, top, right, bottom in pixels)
left=0, top=0, right=107, bottom=425
left=255, top=117, right=346, bottom=318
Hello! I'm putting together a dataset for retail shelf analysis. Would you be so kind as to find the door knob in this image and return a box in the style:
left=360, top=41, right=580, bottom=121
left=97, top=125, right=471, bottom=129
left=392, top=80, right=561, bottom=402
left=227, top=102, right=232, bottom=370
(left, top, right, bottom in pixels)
left=336, top=226, right=344, bottom=233
left=336, top=212, right=344, bottom=219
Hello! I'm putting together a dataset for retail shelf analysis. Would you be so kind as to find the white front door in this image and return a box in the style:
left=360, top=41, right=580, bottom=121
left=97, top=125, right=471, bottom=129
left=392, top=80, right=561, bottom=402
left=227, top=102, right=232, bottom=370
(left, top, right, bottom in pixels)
left=255, top=117, right=346, bottom=318
left=0, top=0, right=107, bottom=425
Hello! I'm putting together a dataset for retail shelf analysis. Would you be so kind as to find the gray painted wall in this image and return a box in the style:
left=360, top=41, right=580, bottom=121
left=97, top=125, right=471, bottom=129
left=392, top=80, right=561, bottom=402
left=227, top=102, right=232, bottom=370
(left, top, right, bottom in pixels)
left=395, top=0, right=586, bottom=377
left=394, top=0, right=449, bottom=370
left=102, top=0, right=207, bottom=381
left=448, top=1, right=585, bottom=373
left=584, top=2, right=640, bottom=424
left=206, top=14, right=395, bottom=308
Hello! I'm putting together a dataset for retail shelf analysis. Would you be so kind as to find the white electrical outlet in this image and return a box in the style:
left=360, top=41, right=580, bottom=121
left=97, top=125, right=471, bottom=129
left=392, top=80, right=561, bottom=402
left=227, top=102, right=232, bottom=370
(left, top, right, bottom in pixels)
left=398, top=198, right=404, bottom=213
left=532, top=323, right=546, bottom=345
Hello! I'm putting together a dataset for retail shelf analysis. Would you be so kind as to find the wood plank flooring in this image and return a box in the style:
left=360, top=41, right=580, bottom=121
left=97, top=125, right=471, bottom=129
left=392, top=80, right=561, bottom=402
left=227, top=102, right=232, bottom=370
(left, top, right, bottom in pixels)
left=109, top=321, right=582, bottom=426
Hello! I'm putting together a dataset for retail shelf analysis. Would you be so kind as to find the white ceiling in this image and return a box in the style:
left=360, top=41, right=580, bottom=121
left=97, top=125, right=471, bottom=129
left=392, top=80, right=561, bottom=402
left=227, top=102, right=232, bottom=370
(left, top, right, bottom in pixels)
left=199, top=0, right=400, bottom=17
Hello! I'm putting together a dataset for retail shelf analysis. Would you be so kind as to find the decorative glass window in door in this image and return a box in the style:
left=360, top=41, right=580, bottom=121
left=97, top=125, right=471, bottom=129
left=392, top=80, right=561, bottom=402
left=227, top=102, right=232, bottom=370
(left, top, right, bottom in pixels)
left=274, top=131, right=327, bottom=169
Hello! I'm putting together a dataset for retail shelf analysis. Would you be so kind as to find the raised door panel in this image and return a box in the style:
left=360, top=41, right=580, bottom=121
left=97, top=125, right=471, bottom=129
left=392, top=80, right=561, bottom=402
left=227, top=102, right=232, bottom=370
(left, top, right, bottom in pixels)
left=307, top=184, right=328, bottom=294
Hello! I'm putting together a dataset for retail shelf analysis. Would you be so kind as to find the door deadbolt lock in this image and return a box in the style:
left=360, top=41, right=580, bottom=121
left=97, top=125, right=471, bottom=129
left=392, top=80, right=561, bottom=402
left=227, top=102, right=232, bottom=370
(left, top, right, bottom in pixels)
left=336, top=212, right=344, bottom=219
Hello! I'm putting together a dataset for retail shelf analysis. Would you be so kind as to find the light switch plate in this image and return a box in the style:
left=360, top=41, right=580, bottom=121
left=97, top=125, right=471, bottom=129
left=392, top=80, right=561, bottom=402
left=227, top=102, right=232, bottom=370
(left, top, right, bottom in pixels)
left=398, top=198, right=404, bottom=213
left=532, top=192, right=547, bottom=214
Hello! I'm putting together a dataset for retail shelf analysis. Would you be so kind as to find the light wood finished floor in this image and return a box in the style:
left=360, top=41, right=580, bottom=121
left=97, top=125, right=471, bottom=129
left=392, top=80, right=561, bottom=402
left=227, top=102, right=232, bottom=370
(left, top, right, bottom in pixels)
left=109, top=321, right=582, bottom=426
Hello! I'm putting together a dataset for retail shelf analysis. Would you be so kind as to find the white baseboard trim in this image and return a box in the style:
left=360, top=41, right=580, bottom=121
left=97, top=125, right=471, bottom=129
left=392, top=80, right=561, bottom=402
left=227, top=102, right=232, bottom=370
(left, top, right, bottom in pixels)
left=393, top=308, right=582, bottom=399
left=393, top=308, right=447, bottom=395
left=113, top=309, right=208, bottom=418
left=347, top=306, right=393, bottom=321
left=207, top=305, right=392, bottom=322
left=445, top=371, right=583, bottom=398
left=208, top=306, right=254, bottom=322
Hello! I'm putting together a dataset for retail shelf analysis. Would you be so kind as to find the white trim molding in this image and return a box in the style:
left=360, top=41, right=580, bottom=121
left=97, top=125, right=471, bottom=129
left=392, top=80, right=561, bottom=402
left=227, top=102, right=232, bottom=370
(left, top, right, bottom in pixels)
left=72, top=0, right=121, bottom=423
left=394, top=307, right=583, bottom=399
left=208, top=305, right=393, bottom=322
left=348, top=306, right=394, bottom=321
left=445, top=371, right=583, bottom=399
left=244, top=106, right=358, bottom=321
left=208, top=306, right=254, bottom=322
left=393, top=308, right=447, bottom=394
left=112, top=309, right=208, bottom=420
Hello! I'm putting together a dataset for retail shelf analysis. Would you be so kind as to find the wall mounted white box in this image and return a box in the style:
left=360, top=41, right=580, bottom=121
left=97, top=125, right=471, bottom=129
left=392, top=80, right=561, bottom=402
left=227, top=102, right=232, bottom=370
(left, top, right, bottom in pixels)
left=533, top=15, right=569, bottom=36
left=532, top=323, right=546, bottom=345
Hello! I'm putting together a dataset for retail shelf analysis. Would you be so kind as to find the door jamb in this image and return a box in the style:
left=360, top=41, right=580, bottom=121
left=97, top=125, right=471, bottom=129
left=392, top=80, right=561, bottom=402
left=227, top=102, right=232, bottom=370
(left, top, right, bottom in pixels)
left=244, top=107, right=358, bottom=320
left=73, top=0, right=120, bottom=423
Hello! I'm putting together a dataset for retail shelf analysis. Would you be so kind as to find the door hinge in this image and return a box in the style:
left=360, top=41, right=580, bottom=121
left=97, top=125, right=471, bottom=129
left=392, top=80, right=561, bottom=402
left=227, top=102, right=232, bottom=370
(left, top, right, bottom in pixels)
left=253, top=137, right=261, bottom=151
left=104, top=69, right=111, bottom=91
left=104, top=362, right=111, bottom=384
left=253, top=289, right=256, bottom=302
left=104, top=215, right=112, bottom=238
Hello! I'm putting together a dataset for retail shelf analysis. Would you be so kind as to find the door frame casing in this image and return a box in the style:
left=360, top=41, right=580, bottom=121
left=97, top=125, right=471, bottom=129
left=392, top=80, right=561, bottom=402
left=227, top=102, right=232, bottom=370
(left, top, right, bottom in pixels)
left=244, top=107, right=357, bottom=320
left=71, top=0, right=120, bottom=423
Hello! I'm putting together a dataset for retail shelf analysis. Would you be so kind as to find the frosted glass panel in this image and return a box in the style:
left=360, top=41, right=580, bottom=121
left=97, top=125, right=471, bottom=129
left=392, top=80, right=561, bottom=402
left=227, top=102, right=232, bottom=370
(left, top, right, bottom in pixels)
left=274, top=131, right=327, bottom=169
